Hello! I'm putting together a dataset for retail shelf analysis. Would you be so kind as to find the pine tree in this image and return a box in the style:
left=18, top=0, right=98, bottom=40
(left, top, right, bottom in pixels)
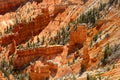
left=68, top=61, right=71, bottom=66
left=74, top=24, right=77, bottom=31
left=108, top=0, right=114, bottom=6
left=27, top=42, right=30, bottom=48
left=73, top=74, right=76, bottom=80
left=41, top=36, right=45, bottom=45
left=37, top=36, right=40, bottom=43
left=87, top=73, right=91, bottom=80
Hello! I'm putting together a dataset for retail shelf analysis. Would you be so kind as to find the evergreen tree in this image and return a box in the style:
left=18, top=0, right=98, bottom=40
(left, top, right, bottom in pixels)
left=37, top=36, right=40, bottom=43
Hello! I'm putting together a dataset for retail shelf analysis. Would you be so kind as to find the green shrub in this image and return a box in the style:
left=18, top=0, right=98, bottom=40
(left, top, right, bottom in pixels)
left=108, top=0, right=114, bottom=6
left=93, top=33, right=98, bottom=42
left=104, top=44, right=112, bottom=56
left=106, top=67, right=110, bottom=71
left=66, top=24, right=71, bottom=31
left=73, top=58, right=75, bottom=64
left=89, top=40, right=93, bottom=48
left=87, top=73, right=91, bottom=80
left=99, top=3, right=107, bottom=11
left=86, top=74, right=99, bottom=80
left=76, top=48, right=79, bottom=54
left=14, top=73, right=30, bottom=80
left=73, top=74, right=76, bottom=80
left=105, top=34, right=110, bottom=38
left=27, top=42, right=30, bottom=48
left=112, top=43, right=119, bottom=52
left=79, top=65, right=86, bottom=75
left=98, top=76, right=102, bottom=80
left=101, top=44, right=112, bottom=65
left=74, top=24, right=77, bottom=31
left=37, top=36, right=40, bottom=43
left=68, top=60, right=71, bottom=66
left=49, top=37, right=55, bottom=45
left=55, top=26, right=71, bottom=45
left=17, top=45, right=23, bottom=49
left=0, top=57, right=30, bottom=80
left=41, top=36, right=45, bottom=45
left=32, top=42, right=36, bottom=48
left=61, top=27, right=65, bottom=35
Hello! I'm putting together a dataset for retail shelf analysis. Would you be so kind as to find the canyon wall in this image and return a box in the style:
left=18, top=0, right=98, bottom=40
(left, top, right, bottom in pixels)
left=69, top=25, right=87, bottom=46
left=0, top=33, right=15, bottom=46
left=81, top=44, right=90, bottom=69
left=0, top=6, right=67, bottom=46
left=0, top=8, right=50, bottom=46
left=30, top=62, right=58, bottom=80
left=13, top=46, right=63, bottom=69
left=0, top=0, right=42, bottom=14
left=68, top=25, right=87, bottom=54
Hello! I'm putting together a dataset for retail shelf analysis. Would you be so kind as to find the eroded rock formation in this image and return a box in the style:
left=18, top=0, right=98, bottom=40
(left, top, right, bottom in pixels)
left=69, top=25, right=87, bottom=45
left=13, top=46, right=63, bottom=69
left=67, top=25, right=90, bottom=72
left=30, top=62, right=58, bottom=80
left=8, top=39, right=16, bottom=56
left=81, top=43, right=90, bottom=69
left=68, top=25, right=87, bottom=54
left=0, top=0, right=42, bottom=14
left=0, top=6, right=67, bottom=47
left=0, top=8, right=50, bottom=46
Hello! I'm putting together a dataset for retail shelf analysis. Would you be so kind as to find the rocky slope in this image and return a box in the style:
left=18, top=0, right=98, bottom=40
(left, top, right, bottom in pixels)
left=0, top=0, right=120, bottom=80
left=0, top=0, right=42, bottom=14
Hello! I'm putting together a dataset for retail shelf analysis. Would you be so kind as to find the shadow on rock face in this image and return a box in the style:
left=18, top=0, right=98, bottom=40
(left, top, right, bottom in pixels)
left=67, top=43, right=83, bottom=55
